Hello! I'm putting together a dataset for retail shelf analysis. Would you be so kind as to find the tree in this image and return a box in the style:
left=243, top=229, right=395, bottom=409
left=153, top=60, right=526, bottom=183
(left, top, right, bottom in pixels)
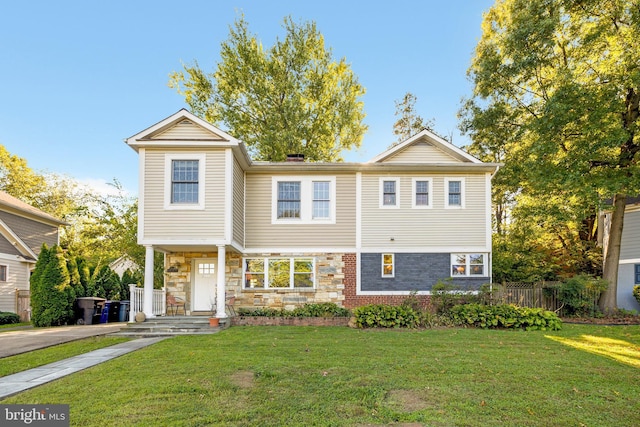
left=92, top=265, right=122, bottom=300
left=0, top=145, right=46, bottom=205
left=169, top=15, right=368, bottom=161
left=31, top=245, right=75, bottom=327
left=392, top=92, right=434, bottom=145
left=461, top=0, right=640, bottom=311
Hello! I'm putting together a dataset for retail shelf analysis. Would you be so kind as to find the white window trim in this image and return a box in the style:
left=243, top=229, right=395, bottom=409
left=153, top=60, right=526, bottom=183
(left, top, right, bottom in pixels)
left=0, top=264, right=7, bottom=282
left=164, top=153, right=206, bottom=210
left=412, top=177, right=433, bottom=209
left=271, top=176, right=336, bottom=224
left=450, top=253, right=486, bottom=277
left=243, top=257, right=316, bottom=289
left=381, top=253, right=395, bottom=278
left=445, top=177, right=465, bottom=209
left=379, top=177, right=400, bottom=208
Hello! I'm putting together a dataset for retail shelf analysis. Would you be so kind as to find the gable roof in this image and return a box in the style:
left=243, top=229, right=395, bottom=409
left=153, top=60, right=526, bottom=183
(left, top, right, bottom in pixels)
left=0, top=191, right=66, bottom=226
left=368, top=129, right=482, bottom=164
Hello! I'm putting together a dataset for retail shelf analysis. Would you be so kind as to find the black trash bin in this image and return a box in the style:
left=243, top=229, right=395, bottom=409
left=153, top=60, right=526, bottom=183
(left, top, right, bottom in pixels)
left=75, top=297, right=106, bottom=325
left=119, top=301, right=130, bottom=322
left=107, top=301, right=120, bottom=322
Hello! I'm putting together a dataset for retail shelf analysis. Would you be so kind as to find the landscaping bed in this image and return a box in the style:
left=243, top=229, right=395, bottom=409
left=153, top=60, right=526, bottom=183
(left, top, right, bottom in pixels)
left=231, top=316, right=350, bottom=326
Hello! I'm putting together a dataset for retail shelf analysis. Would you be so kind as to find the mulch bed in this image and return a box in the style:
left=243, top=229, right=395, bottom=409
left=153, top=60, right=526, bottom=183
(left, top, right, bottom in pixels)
left=562, top=316, right=640, bottom=325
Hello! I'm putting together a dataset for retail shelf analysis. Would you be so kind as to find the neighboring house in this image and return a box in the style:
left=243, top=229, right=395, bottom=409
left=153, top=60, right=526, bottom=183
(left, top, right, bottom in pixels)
left=602, top=196, right=640, bottom=311
left=0, top=191, right=66, bottom=319
left=126, top=109, right=499, bottom=318
left=109, top=255, right=139, bottom=278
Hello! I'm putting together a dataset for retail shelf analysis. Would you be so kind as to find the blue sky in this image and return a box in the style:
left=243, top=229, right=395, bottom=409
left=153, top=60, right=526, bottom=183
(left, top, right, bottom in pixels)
left=0, top=0, right=494, bottom=195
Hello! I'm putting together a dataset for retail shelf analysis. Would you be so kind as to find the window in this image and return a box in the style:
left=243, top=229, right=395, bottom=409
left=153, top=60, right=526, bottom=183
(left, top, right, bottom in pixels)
left=0, top=265, right=6, bottom=282
left=171, top=160, right=199, bottom=203
left=277, top=181, right=301, bottom=219
left=198, top=263, right=215, bottom=275
left=272, top=177, right=336, bottom=223
left=412, top=178, right=432, bottom=208
left=451, top=254, right=486, bottom=277
left=445, top=178, right=465, bottom=208
left=313, top=181, right=330, bottom=219
left=382, top=254, right=394, bottom=277
left=244, top=257, right=315, bottom=289
left=379, top=178, right=400, bottom=208
left=635, top=264, right=640, bottom=284
left=164, top=153, right=205, bottom=209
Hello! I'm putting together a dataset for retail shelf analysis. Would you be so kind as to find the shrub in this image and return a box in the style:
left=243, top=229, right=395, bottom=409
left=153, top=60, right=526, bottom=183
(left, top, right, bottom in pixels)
left=31, top=245, right=75, bottom=327
left=237, top=303, right=350, bottom=318
left=449, top=303, right=562, bottom=331
left=0, top=311, right=20, bottom=325
left=430, top=281, right=479, bottom=314
left=558, top=275, right=608, bottom=316
left=353, top=304, right=420, bottom=328
left=633, top=285, right=640, bottom=306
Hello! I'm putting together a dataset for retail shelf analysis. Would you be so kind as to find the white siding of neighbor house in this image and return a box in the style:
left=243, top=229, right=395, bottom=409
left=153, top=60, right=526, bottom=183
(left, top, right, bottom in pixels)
left=360, top=173, right=488, bottom=248
left=244, top=173, right=357, bottom=248
left=620, top=209, right=640, bottom=260
left=142, top=149, right=226, bottom=240
left=382, top=141, right=463, bottom=164
left=151, top=120, right=225, bottom=140
left=232, top=157, right=245, bottom=246
left=0, top=258, right=29, bottom=314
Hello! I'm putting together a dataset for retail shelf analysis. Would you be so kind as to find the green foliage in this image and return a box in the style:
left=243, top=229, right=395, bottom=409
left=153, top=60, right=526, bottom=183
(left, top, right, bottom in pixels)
left=430, top=281, right=480, bottom=314
left=449, top=303, right=562, bottom=331
left=237, top=303, right=350, bottom=318
left=392, top=92, right=434, bottom=145
left=0, top=311, right=20, bottom=325
left=558, top=275, right=608, bottom=317
left=634, top=285, right=640, bottom=305
left=120, top=269, right=142, bottom=301
left=66, top=255, right=84, bottom=298
left=353, top=304, right=420, bottom=328
left=169, top=15, right=367, bottom=162
left=31, top=245, right=75, bottom=327
left=92, top=265, right=122, bottom=300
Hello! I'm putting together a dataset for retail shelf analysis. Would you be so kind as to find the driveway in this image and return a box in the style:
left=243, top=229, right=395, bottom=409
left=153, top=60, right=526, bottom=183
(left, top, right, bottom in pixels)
left=0, top=323, right=125, bottom=358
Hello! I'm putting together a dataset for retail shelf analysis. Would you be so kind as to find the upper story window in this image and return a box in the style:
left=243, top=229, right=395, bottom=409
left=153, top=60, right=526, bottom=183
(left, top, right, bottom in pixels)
left=380, top=178, right=400, bottom=208
left=412, top=178, right=432, bottom=208
left=445, top=178, right=465, bottom=209
left=272, top=176, right=336, bottom=224
left=451, top=254, right=486, bottom=277
left=0, top=265, right=6, bottom=282
left=164, top=153, right=206, bottom=210
left=277, top=181, right=301, bottom=219
left=172, top=160, right=199, bottom=203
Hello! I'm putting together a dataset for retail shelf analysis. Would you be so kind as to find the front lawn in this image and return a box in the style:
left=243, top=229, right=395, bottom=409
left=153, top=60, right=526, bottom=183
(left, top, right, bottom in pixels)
left=3, top=325, right=639, bottom=426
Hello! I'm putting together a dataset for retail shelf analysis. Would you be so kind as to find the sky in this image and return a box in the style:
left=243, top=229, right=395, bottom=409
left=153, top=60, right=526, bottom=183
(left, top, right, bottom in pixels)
left=0, top=0, right=495, bottom=196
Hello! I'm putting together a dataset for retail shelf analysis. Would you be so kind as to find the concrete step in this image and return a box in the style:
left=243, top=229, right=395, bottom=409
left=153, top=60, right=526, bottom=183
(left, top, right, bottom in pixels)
left=112, top=316, right=230, bottom=337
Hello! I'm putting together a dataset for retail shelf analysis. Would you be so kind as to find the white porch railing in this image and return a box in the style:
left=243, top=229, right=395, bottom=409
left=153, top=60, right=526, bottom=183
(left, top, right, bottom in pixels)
left=129, top=284, right=166, bottom=322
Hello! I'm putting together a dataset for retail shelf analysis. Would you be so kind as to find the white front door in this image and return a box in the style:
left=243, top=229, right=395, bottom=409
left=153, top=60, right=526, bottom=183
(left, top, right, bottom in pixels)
left=193, top=259, right=217, bottom=312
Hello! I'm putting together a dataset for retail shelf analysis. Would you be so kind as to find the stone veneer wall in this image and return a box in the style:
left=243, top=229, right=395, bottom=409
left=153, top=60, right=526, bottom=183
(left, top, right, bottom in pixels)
left=165, top=251, right=347, bottom=312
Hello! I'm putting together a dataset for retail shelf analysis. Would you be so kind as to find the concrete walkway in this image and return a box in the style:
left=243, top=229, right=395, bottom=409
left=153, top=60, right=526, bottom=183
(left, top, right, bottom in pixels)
left=0, top=337, right=167, bottom=399
left=0, top=323, right=125, bottom=358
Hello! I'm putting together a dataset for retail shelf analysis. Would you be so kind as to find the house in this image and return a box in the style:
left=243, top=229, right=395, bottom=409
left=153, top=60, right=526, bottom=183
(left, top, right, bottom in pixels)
left=602, top=196, right=640, bottom=311
left=125, top=109, right=499, bottom=318
left=0, top=191, right=66, bottom=320
left=109, top=255, right=139, bottom=279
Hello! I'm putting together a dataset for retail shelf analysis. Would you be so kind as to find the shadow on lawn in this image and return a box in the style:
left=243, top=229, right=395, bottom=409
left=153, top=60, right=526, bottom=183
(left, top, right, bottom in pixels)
left=546, top=334, right=640, bottom=368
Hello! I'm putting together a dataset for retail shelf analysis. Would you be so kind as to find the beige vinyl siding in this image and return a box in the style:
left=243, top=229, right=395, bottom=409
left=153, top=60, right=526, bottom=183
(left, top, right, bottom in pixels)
left=245, top=173, right=356, bottom=248
left=383, top=142, right=462, bottom=164
left=0, top=258, right=29, bottom=313
left=142, top=149, right=226, bottom=240
left=620, top=209, right=640, bottom=260
left=232, top=157, right=245, bottom=245
left=361, top=173, right=488, bottom=248
left=0, top=211, right=58, bottom=253
left=152, top=120, right=225, bottom=140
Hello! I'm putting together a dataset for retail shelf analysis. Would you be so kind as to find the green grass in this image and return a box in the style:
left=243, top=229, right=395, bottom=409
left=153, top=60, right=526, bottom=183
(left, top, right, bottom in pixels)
left=0, top=336, right=130, bottom=377
left=0, top=322, right=31, bottom=330
left=2, top=325, right=640, bottom=426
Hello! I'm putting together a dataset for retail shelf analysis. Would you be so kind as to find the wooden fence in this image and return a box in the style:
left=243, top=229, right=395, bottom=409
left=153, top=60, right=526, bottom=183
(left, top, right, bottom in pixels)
left=16, top=289, right=31, bottom=322
left=489, top=282, right=600, bottom=317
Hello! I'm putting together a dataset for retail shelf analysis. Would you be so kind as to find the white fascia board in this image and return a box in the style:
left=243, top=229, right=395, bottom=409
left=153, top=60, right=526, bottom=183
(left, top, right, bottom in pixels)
left=243, top=247, right=357, bottom=254
left=137, top=149, right=146, bottom=243
left=358, top=246, right=491, bottom=253
left=139, top=238, right=230, bottom=246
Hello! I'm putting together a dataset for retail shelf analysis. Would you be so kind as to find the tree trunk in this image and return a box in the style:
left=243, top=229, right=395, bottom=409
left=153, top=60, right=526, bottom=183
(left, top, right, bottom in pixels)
left=600, top=193, right=626, bottom=313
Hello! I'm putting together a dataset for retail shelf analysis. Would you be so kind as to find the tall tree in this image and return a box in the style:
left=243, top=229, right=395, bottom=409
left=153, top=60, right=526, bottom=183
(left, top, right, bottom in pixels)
left=169, top=15, right=368, bottom=161
left=461, top=0, right=640, bottom=311
left=392, top=92, right=434, bottom=145
left=0, top=145, right=46, bottom=205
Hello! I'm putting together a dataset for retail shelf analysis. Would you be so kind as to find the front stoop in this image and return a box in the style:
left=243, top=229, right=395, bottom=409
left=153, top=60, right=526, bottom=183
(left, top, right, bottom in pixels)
left=113, top=316, right=230, bottom=337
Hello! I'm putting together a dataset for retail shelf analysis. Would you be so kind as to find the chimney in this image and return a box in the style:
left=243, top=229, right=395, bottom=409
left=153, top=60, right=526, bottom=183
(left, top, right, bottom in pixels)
left=286, top=154, right=305, bottom=162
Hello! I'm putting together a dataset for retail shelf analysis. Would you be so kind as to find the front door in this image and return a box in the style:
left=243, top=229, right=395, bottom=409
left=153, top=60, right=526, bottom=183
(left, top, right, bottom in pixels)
left=193, top=259, right=217, bottom=312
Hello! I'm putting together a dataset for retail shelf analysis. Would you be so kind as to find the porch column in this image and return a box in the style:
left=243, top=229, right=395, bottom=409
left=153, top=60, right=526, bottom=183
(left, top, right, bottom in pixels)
left=216, top=245, right=227, bottom=318
left=143, top=245, right=155, bottom=318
